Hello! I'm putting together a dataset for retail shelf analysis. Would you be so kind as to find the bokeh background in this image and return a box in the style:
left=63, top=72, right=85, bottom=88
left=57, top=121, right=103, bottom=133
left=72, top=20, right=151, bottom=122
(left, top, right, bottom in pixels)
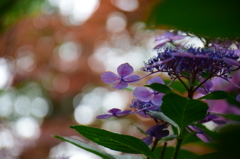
left=0, top=0, right=240, bottom=159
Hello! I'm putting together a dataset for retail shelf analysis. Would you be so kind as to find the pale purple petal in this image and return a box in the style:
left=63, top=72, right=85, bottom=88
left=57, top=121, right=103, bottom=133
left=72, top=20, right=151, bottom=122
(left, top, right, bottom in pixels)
left=123, top=75, right=140, bottom=83
left=114, top=81, right=128, bottom=90
left=162, top=31, right=174, bottom=38
left=222, top=57, right=240, bottom=66
left=196, top=87, right=207, bottom=95
left=101, top=72, right=120, bottom=84
left=188, top=125, right=201, bottom=133
left=154, top=39, right=169, bottom=49
left=96, top=114, right=113, bottom=119
left=170, top=35, right=186, bottom=40
left=147, top=76, right=164, bottom=85
left=196, top=133, right=212, bottom=143
left=202, top=80, right=213, bottom=91
left=170, top=52, right=193, bottom=57
left=117, top=63, right=134, bottom=77
left=151, top=94, right=163, bottom=106
left=142, top=136, right=153, bottom=146
left=115, top=110, right=131, bottom=117
left=236, top=94, right=240, bottom=102
left=133, top=87, right=153, bottom=102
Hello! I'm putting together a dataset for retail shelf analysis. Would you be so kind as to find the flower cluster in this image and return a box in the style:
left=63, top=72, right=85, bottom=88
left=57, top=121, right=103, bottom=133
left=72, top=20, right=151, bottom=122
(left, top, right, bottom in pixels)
left=98, top=31, right=240, bottom=145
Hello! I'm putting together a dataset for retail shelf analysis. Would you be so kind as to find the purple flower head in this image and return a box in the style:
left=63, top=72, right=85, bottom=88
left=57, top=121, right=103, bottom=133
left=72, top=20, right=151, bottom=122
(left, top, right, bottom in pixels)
left=133, top=76, right=164, bottom=106
left=142, top=125, right=169, bottom=146
left=154, top=31, right=186, bottom=49
left=142, top=45, right=240, bottom=85
left=101, top=63, right=140, bottom=89
left=96, top=108, right=131, bottom=119
left=187, top=125, right=212, bottom=143
left=236, top=94, right=240, bottom=102
left=200, top=113, right=226, bottom=125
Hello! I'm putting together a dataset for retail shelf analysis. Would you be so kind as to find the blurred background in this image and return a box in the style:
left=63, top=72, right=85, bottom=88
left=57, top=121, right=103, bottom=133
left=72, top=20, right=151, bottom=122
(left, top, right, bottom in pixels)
left=0, top=0, right=240, bottom=159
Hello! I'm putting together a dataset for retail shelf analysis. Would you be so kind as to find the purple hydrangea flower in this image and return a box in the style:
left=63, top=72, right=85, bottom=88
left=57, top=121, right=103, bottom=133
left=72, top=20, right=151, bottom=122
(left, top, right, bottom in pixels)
left=196, top=79, right=214, bottom=95
left=187, top=125, right=212, bottom=143
left=154, top=31, right=186, bottom=49
left=142, top=125, right=169, bottom=146
left=96, top=108, right=131, bottom=119
left=101, top=63, right=140, bottom=89
left=133, top=76, right=164, bottom=106
left=142, top=45, right=240, bottom=88
left=236, top=94, right=240, bottom=102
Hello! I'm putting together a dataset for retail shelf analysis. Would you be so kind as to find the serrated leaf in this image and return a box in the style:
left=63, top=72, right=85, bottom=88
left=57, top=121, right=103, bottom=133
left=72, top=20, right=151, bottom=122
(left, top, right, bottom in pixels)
left=70, top=125, right=156, bottom=159
left=198, top=91, right=230, bottom=100
left=147, top=110, right=180, bottom=134
left=215, top=113, right=240, bottom=122
left=145, top=83, right=173, bottom=94
left=54, top=135, right=115, bottom=159
left=161, top=93, right=208, bottom=131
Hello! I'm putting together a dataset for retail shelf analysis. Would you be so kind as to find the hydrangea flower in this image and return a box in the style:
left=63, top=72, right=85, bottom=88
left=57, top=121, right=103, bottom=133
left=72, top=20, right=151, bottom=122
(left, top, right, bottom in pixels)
left=101, top=63, right=140, bottom=89
left=196, top=79, right=214, bottom=95
left=199, top=113, right=226, bottom=125
left=142, top=125, right=169, bottom=146
left=96, top=108, right=131, bottom=119
left=133, top=76, right=164, bottom=106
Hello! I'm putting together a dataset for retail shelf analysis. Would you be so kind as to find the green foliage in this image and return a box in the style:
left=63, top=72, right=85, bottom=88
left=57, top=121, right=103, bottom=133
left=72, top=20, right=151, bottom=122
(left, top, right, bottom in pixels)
left=161, top=93, right=208, bottom=133
left=0, top=0, right=44, bottom=32
left=146, top=83, right=174, bottom=94
left=54, top=135, right=116, bottom=159
left=70, top=125, right=157, bottom=159
left=198, top=91, right=232, bottom=100
left=147, top=0, right=240, bottom=38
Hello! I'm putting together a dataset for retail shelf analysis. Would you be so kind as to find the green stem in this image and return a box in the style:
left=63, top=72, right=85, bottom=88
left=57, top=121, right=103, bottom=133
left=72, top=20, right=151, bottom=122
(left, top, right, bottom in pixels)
left=172, top=136, right=183, bottom=159
left=160, top=142, right=167, bottom=159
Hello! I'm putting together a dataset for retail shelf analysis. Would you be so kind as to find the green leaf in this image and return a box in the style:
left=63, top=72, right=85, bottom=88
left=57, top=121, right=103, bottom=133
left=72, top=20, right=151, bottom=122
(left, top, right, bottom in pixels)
left=145, top=83, right=173, bottom=94
left=198, top=91, right=231, bottom=100
left=54, top=135, right=115, bottom=159
left=147, top=110, right=180, bottom=133
left=147, top=0, right=240, bottom=38
left=158, top=134, right=177, bottom=144
left=195, top=152, right=227, bottom=159
left=161, top=93, right=208, bottom=131
left=114, top=155, right=142, bottom=159
left=216, top=113, right=240, bottom=122
left=70, top=125, right=156, bottom=159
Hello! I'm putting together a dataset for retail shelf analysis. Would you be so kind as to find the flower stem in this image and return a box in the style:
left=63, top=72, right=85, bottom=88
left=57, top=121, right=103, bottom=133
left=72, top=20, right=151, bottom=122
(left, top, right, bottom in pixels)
left=172, top=136, right=183, bottom=159
left=160, top=142, right=167, bottom=159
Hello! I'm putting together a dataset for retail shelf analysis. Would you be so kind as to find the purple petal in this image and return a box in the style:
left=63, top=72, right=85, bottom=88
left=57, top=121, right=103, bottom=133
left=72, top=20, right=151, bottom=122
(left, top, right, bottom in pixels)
left=133, top=87, right=153, bottom=102
left=151, top=94, right=163, bottom=106
left=101, top=72, right=120, bottom=84
left=196, top=133, right=212, bottom=143
left=147, top=76, right=164, bottom=85
left=222, top=57, right=240, bottom=66
left=196, top=87, right=208, bottom=95
left=188, top=125, right=201, bottom=133
left=146, top=125, right=165, bottom=135
left=202, top=80, right=213, bottom=91
left=142, top=136, right=153, bottom=146
left=236, top=94, right=240, bottom=102
left=117, top=63, right=134, bottom=77
left=108, top=108, right=121, bottom=114
left=170, top=35, right=186, bottom=40
left=115, top=110, right=131, bottom=117
left=113, top=81, right=128, bottom=90
left=123, top=75, right=140, bottom=83
left=170, top=52, right=193, bottom=57
left=154, top=130, right=169, bottom=139
left=154, top=39, right=169, bottom=49
left=137, top=111, right=151, bottom=118
left=96, top=114, right=113, bottom=119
